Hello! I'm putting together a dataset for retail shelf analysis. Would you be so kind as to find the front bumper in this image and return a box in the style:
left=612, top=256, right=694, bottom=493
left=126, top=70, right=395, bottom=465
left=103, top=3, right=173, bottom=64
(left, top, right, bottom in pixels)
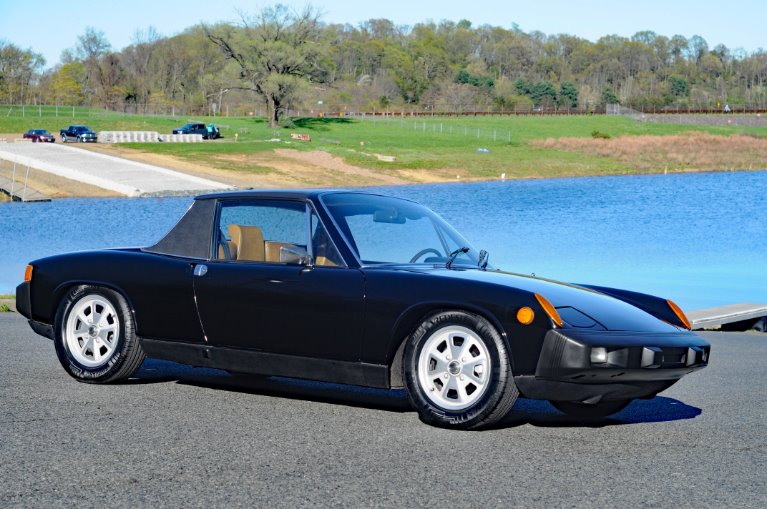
left=516, top=329, right=710, bottom=402
left=15, top=282, right=31, bottom=319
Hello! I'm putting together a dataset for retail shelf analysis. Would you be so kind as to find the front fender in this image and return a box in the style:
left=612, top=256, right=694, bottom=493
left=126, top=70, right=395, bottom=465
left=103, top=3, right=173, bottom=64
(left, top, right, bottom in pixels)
left=578, top=284, right=687, bottom=329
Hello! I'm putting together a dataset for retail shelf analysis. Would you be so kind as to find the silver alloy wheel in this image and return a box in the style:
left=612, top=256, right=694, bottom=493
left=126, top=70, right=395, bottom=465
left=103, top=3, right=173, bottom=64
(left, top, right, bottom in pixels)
left=417, top=325, right=491, bottom=411
left=65, top=296, right=120, bottom=368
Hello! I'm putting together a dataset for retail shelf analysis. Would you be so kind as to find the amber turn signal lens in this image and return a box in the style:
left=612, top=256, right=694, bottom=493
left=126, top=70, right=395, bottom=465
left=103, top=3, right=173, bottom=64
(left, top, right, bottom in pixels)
left=516, top=307, right=535, bottom=325
left=24, top=265, right=33, bottom=282
left=666, top=299, right=692, bottom=330
left=534, top=293, right=564, bottom=328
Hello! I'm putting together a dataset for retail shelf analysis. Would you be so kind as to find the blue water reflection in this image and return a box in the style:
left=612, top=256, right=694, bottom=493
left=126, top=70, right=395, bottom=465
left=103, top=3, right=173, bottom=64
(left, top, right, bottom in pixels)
left=1, top=171, right=765, bottom=310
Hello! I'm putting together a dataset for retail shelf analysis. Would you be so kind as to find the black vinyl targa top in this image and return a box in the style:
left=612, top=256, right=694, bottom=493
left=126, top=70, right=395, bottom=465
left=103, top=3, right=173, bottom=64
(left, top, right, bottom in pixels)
left=143, top=199, right=216, bottom=259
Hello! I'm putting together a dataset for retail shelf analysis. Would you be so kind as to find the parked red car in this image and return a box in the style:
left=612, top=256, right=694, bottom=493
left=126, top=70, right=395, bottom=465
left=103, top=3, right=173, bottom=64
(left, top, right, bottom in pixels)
left=23, top=129, right=56, bottom=143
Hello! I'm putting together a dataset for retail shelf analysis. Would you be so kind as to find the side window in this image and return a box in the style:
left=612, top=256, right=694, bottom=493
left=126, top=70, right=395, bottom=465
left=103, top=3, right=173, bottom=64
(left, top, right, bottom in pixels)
left=310, top=210, right=344, bottom=267
left=216, top=200, right=307, bottom=263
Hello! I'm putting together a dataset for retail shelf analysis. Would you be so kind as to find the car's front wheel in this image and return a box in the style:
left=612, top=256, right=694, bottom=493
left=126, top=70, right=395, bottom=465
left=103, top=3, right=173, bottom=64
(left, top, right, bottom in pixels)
left=54, top=285, right=145, bottom=383
left=550, top=399, right=631, bottom=420
left=403, top=310, right=518, bottom=429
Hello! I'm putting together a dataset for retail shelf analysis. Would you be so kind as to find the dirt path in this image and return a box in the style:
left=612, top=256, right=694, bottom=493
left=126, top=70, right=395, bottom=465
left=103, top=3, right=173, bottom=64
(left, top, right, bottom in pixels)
left=0, top=133, right=474, bottom=198
left=84, top=144, right=454, bottom=189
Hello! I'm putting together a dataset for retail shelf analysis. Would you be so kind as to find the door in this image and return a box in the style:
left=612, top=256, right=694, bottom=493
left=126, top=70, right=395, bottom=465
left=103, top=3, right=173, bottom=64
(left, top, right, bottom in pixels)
left=193, top=198, right=364, bottom=361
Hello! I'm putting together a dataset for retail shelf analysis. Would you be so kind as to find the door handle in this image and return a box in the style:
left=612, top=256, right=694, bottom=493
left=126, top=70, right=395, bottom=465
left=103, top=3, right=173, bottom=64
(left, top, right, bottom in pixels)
left=193, top=264, right=208, bottom=277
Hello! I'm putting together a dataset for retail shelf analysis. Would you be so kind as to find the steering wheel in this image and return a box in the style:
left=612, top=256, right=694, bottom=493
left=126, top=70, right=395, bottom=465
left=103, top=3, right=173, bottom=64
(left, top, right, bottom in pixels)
left=409, top=248, right=442, bottom=263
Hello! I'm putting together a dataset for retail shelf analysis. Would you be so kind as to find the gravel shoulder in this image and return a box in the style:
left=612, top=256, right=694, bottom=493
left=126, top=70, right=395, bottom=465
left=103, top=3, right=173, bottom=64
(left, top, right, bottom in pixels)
left=1, top=312, right=764, bottom=507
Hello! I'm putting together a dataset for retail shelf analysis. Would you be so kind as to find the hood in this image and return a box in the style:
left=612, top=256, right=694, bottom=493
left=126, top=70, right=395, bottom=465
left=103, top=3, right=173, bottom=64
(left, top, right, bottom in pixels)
left=380, top=265, right=680, bottom=333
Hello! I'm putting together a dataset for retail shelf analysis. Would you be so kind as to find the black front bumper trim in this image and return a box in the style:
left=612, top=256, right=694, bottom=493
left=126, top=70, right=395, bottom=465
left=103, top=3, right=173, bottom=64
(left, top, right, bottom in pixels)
left=535, top=329, right=710, bottom=383
left=29, top=320, right=54, bottom=340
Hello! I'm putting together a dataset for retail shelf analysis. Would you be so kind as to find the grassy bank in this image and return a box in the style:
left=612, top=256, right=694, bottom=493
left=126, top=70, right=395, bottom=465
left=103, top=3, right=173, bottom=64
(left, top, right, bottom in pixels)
left=2, top=109, right=765, bottom=182
left=127, top=115, right=767, bottom=180
left=0, top=294, right=14, bottom=312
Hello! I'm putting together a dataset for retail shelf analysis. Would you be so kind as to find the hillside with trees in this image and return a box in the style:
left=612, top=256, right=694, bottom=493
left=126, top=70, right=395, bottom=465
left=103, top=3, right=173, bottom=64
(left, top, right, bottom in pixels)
left=2, top=5, right=767, bottom=124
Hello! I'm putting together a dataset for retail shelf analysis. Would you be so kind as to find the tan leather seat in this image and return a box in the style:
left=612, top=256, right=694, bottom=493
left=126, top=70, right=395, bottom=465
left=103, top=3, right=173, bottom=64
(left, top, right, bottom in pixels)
left=229, top=224, right=265, bottom=261
left=265, top=241, right=295, bottom=262
left=218, top=232, right=238, bottom=260
left=313, top=227, right=340, bottom=267
left=316, top=255, right=337, bottom=267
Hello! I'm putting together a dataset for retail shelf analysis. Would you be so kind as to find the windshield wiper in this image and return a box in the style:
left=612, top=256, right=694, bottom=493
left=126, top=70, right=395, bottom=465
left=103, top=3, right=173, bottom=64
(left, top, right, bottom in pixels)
left=446, top=246, right=470, bottom=269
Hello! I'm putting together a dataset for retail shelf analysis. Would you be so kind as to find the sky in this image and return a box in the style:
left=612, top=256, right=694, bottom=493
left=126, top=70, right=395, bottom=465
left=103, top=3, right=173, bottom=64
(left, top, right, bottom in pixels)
left=1, top=0, right=765, bottom=68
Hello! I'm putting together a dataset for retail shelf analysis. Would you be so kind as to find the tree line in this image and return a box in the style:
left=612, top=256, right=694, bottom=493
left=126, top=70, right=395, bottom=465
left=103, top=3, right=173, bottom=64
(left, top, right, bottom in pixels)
left=2, top=5, right=767, bottom=126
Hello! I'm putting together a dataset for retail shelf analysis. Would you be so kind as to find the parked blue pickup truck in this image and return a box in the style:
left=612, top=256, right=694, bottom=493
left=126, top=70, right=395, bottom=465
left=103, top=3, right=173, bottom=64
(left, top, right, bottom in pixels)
left=60, top=125, right=97, bottom=143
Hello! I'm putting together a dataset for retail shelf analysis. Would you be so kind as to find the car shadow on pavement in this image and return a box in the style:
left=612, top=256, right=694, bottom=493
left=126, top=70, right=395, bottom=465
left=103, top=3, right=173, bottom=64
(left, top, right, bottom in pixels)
left=131, top=359, right=702, bottom=424
left=131, top=358, right=412, bottom=413
left=493, top=396, right=702, bottom=429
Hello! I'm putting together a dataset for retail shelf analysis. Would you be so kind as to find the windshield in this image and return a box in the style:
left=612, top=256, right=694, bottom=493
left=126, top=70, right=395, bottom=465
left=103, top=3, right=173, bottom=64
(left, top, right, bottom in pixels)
left=322, top=193, right=480, bottom=266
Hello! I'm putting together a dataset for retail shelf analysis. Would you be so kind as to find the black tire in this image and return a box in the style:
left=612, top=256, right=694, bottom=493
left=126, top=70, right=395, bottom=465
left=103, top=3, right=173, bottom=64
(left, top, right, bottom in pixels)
left=54, top=285, right=145, bottom=383
left=550, top=399, right=632, bottom=420
left=403, top=310, right=518, bottom=429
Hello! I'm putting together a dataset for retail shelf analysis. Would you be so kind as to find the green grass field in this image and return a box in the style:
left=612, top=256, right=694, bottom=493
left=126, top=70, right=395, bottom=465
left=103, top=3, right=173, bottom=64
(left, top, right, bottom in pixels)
left=1, top=106, right=764, bottom=179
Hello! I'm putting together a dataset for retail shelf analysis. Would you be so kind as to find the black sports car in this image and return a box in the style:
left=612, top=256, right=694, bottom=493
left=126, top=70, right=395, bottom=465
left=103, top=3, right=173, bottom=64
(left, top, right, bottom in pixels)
left=16, top=190, right=710, bottom=429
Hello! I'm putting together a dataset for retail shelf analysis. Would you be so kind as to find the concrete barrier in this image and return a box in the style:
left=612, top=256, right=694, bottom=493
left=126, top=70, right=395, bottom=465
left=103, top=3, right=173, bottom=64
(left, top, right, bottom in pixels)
left=158, top=134, right=205, bottom=143
left=99, top=131, right=160, bottom=143
left=98, top=131, right=204, bottom=143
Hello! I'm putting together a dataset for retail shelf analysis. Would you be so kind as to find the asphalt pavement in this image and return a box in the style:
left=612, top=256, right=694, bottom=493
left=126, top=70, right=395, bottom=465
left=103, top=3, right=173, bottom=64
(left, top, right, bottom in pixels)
left=1, top=312, right=764, bottom=508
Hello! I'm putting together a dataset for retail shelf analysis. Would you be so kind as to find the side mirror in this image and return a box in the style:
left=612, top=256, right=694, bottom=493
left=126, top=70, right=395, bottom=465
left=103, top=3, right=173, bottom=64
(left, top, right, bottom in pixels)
left=478, top=249, right=489, bottom=270
left=280, top=245, right=313, bottom=266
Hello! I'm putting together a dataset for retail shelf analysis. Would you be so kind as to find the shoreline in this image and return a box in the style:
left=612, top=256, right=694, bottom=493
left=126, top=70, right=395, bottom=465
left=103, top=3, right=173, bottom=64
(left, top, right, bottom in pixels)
left=1, top=161, right=764, bottom=201
left=3, top=128, right=767, bottom=199
left=2, top=168, right=763, bottom=201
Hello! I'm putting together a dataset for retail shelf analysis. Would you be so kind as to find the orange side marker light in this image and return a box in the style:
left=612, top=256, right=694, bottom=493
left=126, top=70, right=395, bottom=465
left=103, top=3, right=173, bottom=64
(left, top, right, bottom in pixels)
left=667, top=299, right=692, bottom=330
left=517, top=306, right=535, bottom=325
left=534, top=293, right=564, bottom=328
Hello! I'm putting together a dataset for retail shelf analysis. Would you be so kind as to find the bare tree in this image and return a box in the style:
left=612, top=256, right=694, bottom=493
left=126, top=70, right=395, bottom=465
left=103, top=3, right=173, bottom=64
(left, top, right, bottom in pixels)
left=207, top=5, right=328, bottom=127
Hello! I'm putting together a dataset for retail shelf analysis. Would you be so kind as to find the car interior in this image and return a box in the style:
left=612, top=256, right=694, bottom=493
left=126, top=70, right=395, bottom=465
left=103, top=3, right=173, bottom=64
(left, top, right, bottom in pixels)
left=217, top=223, right=339, bottom=267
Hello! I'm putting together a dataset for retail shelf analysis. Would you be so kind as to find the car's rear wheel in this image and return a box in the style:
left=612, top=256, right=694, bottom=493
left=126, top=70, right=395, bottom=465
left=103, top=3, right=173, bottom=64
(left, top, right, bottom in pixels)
left=403, top=310, right=517, bottom=429
left=550, top=399, right=631, bottom=420
left=54, top=285, right=145, bottom=383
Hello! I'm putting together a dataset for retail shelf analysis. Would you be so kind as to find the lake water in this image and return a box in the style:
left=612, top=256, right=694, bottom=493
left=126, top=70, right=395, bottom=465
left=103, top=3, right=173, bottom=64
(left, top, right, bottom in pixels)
left=1, top=171, right=765, bottom=310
